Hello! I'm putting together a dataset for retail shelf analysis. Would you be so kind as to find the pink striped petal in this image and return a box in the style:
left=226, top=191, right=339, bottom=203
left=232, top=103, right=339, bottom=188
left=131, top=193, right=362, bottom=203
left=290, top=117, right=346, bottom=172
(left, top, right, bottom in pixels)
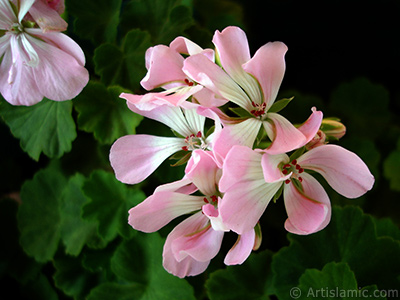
left=183, top=53, right=252, bottom=111
left=297, top=107, right=323, bottom=144
left=263, top=113, right=306, bottom=155
left=224, top=229, right=255, bottom=265
left=0, top=0, right=16, bottom=28
left=128, top=191, right=204, bottom=233
left=219, top=145, right=282, bottom=234
left=163, top=213, right=211, bottom=278
left=185, top=150, right=220, bottom=196
left=109, top=134, right=185, bottom=184
left=213, top=118, right=262, bottom=165
left=284, top=172, right=330, bottom=235
left=243, top=42, right=288, bottom=110
left=141, top=45, right=186, bottom=90
left=297, top=144, right=375, bottom=198
left=18, top=0, right=35, bottom=22
left=169, top=212, right=224, bottom=262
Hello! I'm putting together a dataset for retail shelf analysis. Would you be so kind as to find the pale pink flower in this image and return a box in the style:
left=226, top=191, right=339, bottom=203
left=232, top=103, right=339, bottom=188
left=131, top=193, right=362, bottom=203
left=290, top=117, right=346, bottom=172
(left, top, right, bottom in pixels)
left=0, top=0, right=88, bottom=106
left=219, top=144, right=374, bottom=235
left=182, top=26, right=322, bottom=161
left=127, top=36, right=225, bottom=110
left=128, top=150, right=256, bottom=277
left=109, top=100, right=221, bottom=184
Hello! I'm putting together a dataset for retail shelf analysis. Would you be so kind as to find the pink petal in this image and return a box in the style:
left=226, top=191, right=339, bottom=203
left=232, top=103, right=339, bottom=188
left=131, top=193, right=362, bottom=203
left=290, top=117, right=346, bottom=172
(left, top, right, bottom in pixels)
left=284, top=172, right=331, bottom=235
left=261, top=152, right=292, bottom=183
left=128, top=191, right=204, bottom=233
left=243, top=42, right=288, bottom=110
left=26, top=29, right=85, bottom=66
left=0, top=39, right=43, bottom=106
left=185, top=150, right=220, bottom=196
left=170, top=36, right=204, bottom=56
left=202, top=203, right=229, bottom=232
left=0, top=0, right=16, bottom=28
left=141, top=45, right=186, bottom=90
left=24, top=33, right=88, bottom=101
left=154, top=177, right=198, bottom=195
left=263, top=113, right=306, bottom=155
left=297, top=144, right=375, bottom=198
left=28, top=0, right=68, bottom=32
left=163, top=213, right=211, bottom=278
left=213, top=118, right=262, bottom=166
left=109, top=134, right=185, bottom=184
left=169, top=212, right=224, bottom=262
left=297, top=107, right=323, bottom=144
left=18, top=0, right=35, bottom=22
left=224, top=229, right=255, bottom=265
left=219, top=145, right=282, bottom=234
left=183, top=53, right=252, bottom=111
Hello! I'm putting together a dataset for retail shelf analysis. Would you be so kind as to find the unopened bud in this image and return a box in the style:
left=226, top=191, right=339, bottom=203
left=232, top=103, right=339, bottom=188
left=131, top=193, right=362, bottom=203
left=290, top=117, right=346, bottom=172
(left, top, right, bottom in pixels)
left=253, top=223, right=262, bottom=251
left=320, top=118, right=346, bottom=140
left=306, top=130, right=326, bottom=150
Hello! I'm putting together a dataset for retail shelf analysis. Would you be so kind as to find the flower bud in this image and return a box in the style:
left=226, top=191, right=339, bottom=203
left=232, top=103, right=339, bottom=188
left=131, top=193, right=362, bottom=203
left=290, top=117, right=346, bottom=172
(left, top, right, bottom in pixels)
left=253, top=222, right=262, bottom=251
left=320, top=118, right=346, bottom=140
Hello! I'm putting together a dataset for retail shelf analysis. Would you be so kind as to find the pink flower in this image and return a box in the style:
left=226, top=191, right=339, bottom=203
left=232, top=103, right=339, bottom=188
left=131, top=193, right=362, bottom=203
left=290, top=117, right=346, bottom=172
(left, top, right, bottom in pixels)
left=128, top=150, right=256, bottom=277
left=182, top=26, right=322, bottom=161
left=109, top=102, right=221, bottom=184
left=219, top=144, right=374, bottom=235
left=0, top=0, right=89, bottom=106
left=125, top=36, right=225, bottom=110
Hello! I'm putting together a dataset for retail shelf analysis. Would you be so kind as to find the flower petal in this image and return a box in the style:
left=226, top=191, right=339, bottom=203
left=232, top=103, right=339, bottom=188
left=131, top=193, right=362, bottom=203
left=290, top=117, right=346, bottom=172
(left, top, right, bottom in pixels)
left=170, top=212, right=224, bottom=262
left=128, top=191, right=204, bottom=233
left=202, top=203, right=229, bottom=232
left=185, top=150, right=220, bottom=196
left=28, top=0, right=68, bottom=32
left=213, top=118, right=262, bottom=166
left=263, top=113, right=306, bottom=155
left=163, top=213, right=211, bottom=278
left=219, top=145, right=282, bottom=234
left=297, top=107, right=323, bottom=144
left=224, top=229, right=255, bottom=265
left=283, top=172, right=330, bottom=235
left=183, top=53, right=252, bottom=111
left=18, top=0, right=35, bottom=22
left=0, top=0, right=16, bottom=29
left=109, top=134, right=185, bottom=184
left=297, top=144, right=375, bottom=198
left=261, top=152, right=291, bottom=183
left=24, top=33, right=89, bottom=101
left=243, top=42, right=287, bottom=109
left=141, top=45, right=186, bottom=90
left=212, top=26, right=262, bottom=103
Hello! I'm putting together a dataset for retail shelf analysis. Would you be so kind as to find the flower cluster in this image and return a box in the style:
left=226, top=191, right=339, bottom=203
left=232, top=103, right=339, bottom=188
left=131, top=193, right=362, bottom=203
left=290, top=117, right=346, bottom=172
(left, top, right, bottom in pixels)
left=0, top=0, right=88, bottom=106
left=110, top=26, right=375, bottom=278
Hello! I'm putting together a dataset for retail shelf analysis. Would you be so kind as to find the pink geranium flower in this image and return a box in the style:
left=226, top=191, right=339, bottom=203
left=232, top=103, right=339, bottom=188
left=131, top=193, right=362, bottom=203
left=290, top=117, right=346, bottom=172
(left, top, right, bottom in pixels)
left=183, top=26, right=322, bottom=161
left=0, top=0, right=89, bottom=106
left=128, top=150, right=256, bottom=277
left=219, top=144, right=374, bottom=235
left=110, top=99, right=221, bottom=184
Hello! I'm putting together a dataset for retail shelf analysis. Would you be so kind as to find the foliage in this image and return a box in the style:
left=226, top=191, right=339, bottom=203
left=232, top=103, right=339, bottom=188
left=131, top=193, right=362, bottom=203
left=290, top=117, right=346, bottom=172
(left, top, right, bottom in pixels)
left=1, top=0, right=399, bottom=299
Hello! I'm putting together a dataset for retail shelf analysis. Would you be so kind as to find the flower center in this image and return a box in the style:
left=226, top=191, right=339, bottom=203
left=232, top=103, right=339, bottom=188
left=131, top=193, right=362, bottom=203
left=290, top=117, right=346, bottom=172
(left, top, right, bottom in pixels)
left=10, top=23, right=23, bottom=34
left=250, top=101, right=267, bottom=117
left=181, top=131, right=207, bottom=151
left=184, top=78, right=194, bottom=86
left=282, top=159, right=304, bottom=184
left=203, top=195, right=218, bottom=204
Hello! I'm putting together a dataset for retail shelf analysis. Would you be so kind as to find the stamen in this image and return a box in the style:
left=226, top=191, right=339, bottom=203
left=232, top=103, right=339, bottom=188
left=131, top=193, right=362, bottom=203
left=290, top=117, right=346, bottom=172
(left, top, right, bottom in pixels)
left=298, top=177, right=303, bottom=182
left=182, top=146, right=189, bottom=151
left=203, top=197, right=209, bottom=203
left=196, top=131, right=202, bottom=138
left=211, top=195, right=218, bottom=203
left=298, top=168, right=304, bottom=174
left=250, top=101, right=267, bottom=117
left=184, top=78, right=194, bottom=86
left=282, top=169, right=288, bottom=175
left=291, top=159, right=297, bottom=165
left=285, top=179, right=291, bottom=184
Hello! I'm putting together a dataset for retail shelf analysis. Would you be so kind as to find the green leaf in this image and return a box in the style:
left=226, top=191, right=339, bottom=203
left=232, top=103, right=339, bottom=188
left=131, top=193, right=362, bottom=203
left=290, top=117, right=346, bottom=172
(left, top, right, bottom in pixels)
left=298, top=262, right=385, bottom=300
left=93, top=29, right=152, bottom=91
left=268, top=96, right=294, bottom=113
left=383, top=138, right=400, bottom=192
left=329, top=77, right=391, bottom=139
left=0, top=98, right=76, bottom=161
left=66, top=0, right=122, bottom=44
left=74, top=81, right=143, bottom=144
left=17, top=168, right=67, bottom=262
left=271, top=206, right=400, bottom=300
left=59, top=174, right=104, bottom=256
left=206, top=250, right=274, bottom=300
left=82, top=170, right=145, bottom=243
left=87, top=232, right=196, bottom=300
left=120, top=0, right=194, bottom=44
